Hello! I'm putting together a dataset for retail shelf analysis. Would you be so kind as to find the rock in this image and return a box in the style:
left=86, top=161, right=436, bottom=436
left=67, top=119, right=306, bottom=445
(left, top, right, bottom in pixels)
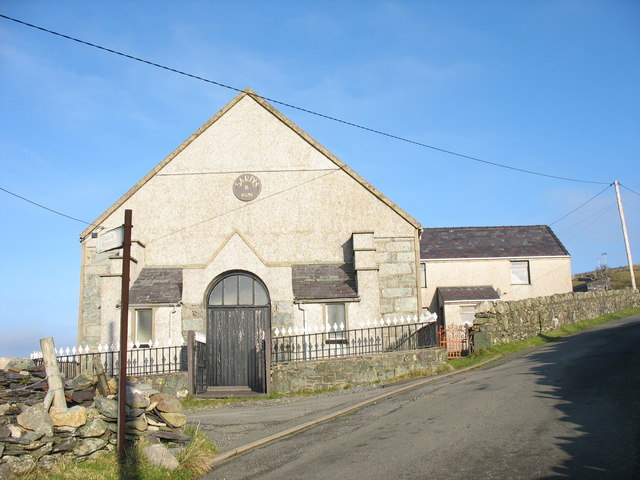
left=150, top=393, right=182, bottom=413
left=73, top=438, right=107, bottom=457
left=4, top=455, right=36, bottom=476
left=16, top=403, right=53, bottom=437
left=69, top=370, right=97, bottom=390
left=0, top=443, right=4, bottom=457
left=176, top=389, right=189, bottom=399
left=0, top=404, right=13, bottom=416
left=94, top=396, right=118, bottom=419
left=126, top=389, right=150, bottom=409
left=107, top=377, right=118, bottom=394
left=0, top=357, right=34, bottom=371
left=54, top=426, right=77, bottom=433
left=7, top=424, right=23, bottom=438
left=146, top=400, right=158, bottom=412
left=151, top=430, right=192, bottom=443
left=71, top=389, right=96, bottom=404
left=126, top=414, right=147, bottom=432
left=158, top=411, right=187, bottom=428
left=38, top=454, right=60, bottom=471
left=77, top=418, right=107, bottom=437
left=51, top=437, right=77, bottom=454
left=0, top=425, right=11, bottom=438
left=0, top=463, right=14, bottom=480
left=22, top=431, right=45, bottom=442
left=143, top=444, right=179, bottom=470
left=146, top=417, right=167, bottom=428
left=50, top=405, right=87, bottom=427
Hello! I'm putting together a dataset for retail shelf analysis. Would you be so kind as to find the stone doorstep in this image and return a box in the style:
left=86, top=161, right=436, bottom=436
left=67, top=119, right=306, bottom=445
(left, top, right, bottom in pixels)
left=195, top=386, right=267, bottom=399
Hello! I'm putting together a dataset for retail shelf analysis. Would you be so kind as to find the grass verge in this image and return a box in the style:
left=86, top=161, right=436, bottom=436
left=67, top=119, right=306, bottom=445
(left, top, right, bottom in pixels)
left=22, top=427, right=217, bottom=480
left=448, top=308, right=640, bottom=370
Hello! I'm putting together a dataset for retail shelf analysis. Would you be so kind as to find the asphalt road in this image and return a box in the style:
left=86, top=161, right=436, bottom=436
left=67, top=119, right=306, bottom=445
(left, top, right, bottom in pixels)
left=204, top=314, right=640, bottom=479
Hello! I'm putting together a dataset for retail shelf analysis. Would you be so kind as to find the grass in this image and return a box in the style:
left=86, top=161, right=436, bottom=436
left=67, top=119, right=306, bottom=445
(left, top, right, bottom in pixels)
left=609, top=265, right=640, bottom=289
left=21, top=427, right=217, bottom=480
left=448, top=308, right=640, bottom=370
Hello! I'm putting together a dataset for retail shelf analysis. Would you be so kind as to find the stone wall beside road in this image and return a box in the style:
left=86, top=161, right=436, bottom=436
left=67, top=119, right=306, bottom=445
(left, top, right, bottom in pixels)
left=473, top=288, right=640, bottom=346
left=271, top=347, right=447, bottom=394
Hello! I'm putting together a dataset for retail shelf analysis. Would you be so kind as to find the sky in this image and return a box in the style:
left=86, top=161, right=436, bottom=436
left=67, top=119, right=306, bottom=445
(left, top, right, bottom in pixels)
left=1, top=1, right=639, bottom=357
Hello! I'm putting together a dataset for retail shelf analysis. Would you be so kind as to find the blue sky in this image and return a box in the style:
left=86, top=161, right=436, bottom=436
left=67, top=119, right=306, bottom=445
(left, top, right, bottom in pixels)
left=1, top=1, right=639, bottom=357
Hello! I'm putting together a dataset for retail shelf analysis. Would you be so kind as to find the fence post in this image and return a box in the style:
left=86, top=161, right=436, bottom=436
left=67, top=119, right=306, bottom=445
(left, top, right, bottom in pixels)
left=39, top=337, right=67, bottom=410
left=187, top=330, right=195, bottom=396
left=93, top=356, right=110, bottom=396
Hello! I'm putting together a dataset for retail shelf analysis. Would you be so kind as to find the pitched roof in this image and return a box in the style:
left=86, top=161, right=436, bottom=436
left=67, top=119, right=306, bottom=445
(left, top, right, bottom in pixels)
left=129, top=268, right=183, bottom=305
left=420, top=225, right=569, bottom=260
left=438, top=286, right=500, bottom=303
left=292, top=263, right=358, bottom=300
left=80, top=88, right=420, bottom=240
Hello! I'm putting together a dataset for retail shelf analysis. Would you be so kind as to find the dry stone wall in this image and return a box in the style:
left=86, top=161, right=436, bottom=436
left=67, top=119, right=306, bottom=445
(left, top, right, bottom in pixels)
left=0, top=360, right=190, bottom=476
left=271, top=347, right=447, bottom=393
left=473, top=289, right=640, bottom=346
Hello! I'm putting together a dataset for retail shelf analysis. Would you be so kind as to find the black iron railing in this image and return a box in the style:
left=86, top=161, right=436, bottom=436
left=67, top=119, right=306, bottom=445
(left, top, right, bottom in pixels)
left=271, top=321, right=438, bottom=364
left=34, top=345, right=187, bottom=379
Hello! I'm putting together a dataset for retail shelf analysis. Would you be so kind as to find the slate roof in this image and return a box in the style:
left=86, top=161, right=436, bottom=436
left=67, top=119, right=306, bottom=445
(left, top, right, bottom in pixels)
left=292, top=263, right=358, bottom=300
left=438, top=286, right=500, bottom=303
left=129, top=268, right=183, bottom=305
left=420, top=225, right=569, bottom=260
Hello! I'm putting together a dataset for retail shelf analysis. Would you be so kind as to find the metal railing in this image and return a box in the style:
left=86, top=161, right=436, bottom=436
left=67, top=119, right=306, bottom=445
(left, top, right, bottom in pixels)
left=272, top=319, right=438, bottom=364
left=34, top=345, right=188, bottom=379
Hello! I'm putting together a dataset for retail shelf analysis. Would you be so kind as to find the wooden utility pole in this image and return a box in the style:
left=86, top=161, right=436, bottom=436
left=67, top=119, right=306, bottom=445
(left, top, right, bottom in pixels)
left=40, top=337, right=67, bottom=410
left=117, top=209, right=133, bottom=460
left=613, top=181, right=637, bottom=290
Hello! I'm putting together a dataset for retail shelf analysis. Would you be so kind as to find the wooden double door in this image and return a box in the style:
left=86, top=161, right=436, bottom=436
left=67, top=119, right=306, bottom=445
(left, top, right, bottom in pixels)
left=205, top=272, right=270, bottom=392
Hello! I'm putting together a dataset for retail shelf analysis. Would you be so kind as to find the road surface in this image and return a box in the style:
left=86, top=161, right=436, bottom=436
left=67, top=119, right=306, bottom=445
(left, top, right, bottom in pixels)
left=204, top=314, right=640, bottom=479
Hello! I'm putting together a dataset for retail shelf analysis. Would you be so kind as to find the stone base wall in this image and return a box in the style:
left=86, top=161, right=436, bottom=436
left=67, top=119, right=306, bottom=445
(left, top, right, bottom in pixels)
left=131, top=373, right=189, bottom=398
left=270, top=347, right=447, bottom=394
left=473, top=289, right=640, bottom=346
left=375, top=236, right=419, bottom=318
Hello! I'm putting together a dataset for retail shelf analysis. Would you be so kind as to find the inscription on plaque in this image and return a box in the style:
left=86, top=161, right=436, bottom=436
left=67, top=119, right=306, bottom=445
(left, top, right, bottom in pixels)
left=233, top=174, right=261, bottom=201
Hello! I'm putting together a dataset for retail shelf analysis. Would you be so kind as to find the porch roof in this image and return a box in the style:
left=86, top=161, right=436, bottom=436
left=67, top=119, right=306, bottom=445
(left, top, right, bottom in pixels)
left=438, top=286, right=500, bottom=303
left=292, top=263, right=358, bottom=301
left=129, top=267, right=183, bottom=305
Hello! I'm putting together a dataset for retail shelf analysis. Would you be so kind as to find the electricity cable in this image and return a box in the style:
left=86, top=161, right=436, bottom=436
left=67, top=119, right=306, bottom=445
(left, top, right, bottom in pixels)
left=0, top=13, right=612, bottom=186
left=549, top=183, right=613, bottom=226
left=621, top=184, right=640, bottom=198
left=0, top=186, right=95, bottom=226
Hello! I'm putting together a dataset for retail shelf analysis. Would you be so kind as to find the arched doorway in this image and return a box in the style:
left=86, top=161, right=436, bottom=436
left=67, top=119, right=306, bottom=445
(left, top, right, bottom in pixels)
left=205, top=272, right=270, bottom=392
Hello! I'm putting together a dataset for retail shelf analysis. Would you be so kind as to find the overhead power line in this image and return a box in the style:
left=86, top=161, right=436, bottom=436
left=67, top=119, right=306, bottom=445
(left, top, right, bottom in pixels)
left=0, top=13, right=611, bottom=186
left=621, top=183, right=640, bottom=198
left=0, top=186, right=93, bottom=225
left=549, top=183, right=613, bottom=226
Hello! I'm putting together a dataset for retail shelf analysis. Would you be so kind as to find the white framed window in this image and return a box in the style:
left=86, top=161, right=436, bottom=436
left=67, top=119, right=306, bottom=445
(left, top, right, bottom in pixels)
left=511, top=261, right=530, bottom=285
left=460, top=305, right=476, bottom=326
left=420, top=263, right=427, bottom=288
left=326, top=303, right=347, bottom=343
left=134, top=309, right=153, bottom=347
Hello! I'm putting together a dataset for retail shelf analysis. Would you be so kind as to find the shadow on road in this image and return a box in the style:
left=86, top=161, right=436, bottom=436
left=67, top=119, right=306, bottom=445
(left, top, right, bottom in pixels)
left=526, top=318, right=640, bottom=479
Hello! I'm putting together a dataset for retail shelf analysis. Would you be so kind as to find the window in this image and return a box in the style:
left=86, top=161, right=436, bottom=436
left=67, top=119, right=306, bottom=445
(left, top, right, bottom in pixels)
left=134, top=309, right=153, bottom=347
left=420, top=263, right=427, bottom=288
left=511, top=261, right=530, bottom=285
left=460, top=305, right=476, bottom=326
left=326, top=303, right=347, bottom=343
left=208, top=273, right=269, bottom=306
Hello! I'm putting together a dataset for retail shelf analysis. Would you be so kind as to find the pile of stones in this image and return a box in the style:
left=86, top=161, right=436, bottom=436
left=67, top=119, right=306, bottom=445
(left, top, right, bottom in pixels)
left=0, top=357, right=191, bottom=476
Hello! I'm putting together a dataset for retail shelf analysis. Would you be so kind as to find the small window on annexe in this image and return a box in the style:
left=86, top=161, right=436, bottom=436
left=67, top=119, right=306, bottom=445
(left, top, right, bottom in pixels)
left=134, top=309, right=153, bottom=347
left=511, top=261, right=530, bottom=285
left=420, top=263, right=427, bottom=288
left=326, top=303, right=347, bottom=344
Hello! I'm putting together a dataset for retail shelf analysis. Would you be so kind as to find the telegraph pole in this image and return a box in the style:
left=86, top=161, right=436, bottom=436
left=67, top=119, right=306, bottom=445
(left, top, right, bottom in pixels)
left=117, top=209, right=133, bottom=460
left=613, top=181, right=637, bottom=290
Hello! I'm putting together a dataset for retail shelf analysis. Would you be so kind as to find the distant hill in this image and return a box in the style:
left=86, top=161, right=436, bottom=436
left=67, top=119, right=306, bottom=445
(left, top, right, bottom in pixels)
left=572, top=265, right=639, bottom=292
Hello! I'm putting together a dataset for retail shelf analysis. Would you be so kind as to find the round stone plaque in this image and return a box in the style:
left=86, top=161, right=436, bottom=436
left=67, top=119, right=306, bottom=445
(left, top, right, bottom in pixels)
left=233, top=174, right=262, bottom=202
